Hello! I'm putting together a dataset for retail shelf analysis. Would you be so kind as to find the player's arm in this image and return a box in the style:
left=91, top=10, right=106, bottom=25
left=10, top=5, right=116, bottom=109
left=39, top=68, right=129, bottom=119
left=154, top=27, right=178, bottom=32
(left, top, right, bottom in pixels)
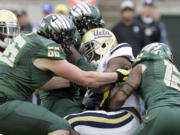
left=70, top=130, right=80, bottom=135
left=108, top=64, right=142, bottom=111
left=40, top=76, right=70, bottom=90
left=33, top=58, right=122, bottom=88
left=94, top=56, right=131, bottom=93
left=66, top=43, right=95, bottom=71
left=65, top=44, right=82, bottom=64
left=65, top=43, right=94, bottom=70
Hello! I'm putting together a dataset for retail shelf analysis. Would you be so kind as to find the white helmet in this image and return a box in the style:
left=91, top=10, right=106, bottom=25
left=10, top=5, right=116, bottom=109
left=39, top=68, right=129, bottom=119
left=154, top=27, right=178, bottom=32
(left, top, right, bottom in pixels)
left=80, top=28, right=117, bottom=67
left=0, top=9, right=20, bottom=49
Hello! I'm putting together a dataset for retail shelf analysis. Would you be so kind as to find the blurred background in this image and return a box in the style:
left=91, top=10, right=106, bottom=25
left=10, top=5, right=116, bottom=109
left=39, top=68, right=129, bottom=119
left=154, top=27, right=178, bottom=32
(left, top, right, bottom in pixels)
left=0, top=0, right=180, bottom=69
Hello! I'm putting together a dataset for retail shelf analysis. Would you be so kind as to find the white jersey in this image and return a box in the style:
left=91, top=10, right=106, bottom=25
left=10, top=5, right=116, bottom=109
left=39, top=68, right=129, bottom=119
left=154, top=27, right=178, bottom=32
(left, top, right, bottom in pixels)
left=97, top=43, right=140, bottom=112
left=65, top=110, right=140, bottom=135
left=0, top=52, right=2, bottom=59
left=66, top=43, right=140, bottom=135
left=96, top=43, right=135, bottom=72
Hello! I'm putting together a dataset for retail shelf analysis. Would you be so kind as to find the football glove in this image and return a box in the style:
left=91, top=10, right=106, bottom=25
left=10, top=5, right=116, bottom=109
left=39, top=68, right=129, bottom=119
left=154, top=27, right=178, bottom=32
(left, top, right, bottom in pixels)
left=99, top=89, right=112, bottom=110
left=116, top=68, right=129, bottom=84
left=82, top=89, right=102, bottom=110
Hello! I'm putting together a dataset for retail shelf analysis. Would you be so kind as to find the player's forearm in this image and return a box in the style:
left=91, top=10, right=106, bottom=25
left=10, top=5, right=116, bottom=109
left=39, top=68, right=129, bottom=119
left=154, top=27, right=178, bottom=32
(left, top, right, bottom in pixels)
left=96, top=56, right=131, bottom=93
left=70, top=130, right=80, bottom=135
left=108, top=77, right=138, bottom=110
left=84, top=71, right=118, bottom=87
left=109, top=65, right=142, bottom=110
left=40, top=76, right=70, bottom=90
left=108, top=92, right=127, bottom=111
left=38, top=59, right=119, bottom=88
left=49, top=60, right=118, bottom=87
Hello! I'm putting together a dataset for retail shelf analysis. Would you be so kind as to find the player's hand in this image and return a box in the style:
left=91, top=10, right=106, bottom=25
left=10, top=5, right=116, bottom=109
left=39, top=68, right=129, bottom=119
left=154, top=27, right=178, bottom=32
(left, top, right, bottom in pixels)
left=116, top=68, right=129, bottom=84
left=61, top=43, right=73, bottom=56
left=62, top=38, right=76, bottom=56
left=83, top=89, right=102, bottom=110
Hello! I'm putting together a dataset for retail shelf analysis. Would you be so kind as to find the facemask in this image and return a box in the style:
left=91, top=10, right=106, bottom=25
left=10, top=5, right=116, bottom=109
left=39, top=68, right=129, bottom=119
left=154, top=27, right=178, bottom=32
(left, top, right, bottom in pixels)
left=0, top=37, right=11, bottom=49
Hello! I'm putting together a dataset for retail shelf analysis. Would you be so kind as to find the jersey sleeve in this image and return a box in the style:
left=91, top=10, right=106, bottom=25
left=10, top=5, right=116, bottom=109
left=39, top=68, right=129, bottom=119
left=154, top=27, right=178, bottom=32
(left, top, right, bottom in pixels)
left=37, top=42, right=66, bottom=60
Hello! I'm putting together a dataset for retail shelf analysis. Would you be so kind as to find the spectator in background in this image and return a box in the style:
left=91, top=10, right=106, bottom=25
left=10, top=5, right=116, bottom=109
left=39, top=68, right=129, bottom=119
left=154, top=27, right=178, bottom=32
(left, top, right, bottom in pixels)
left=17, top=10, right=32, bottom=32
left=55, top=4, right=68, bottom=15
left=111, top=0, right=146, bottom=57
left=136, top=0, right=161, bottom=44
left=33, top=3, right=53, bottom=32
left=42, top=3, right=54, bottom=17
left=153, top=6, right=169, bottom=44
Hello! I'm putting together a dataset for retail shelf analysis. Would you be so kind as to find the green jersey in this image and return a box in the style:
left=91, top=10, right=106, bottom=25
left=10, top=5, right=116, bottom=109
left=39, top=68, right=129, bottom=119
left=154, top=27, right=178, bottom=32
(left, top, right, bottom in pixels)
left=39, top=31, right=95, bottom=100
left=134, top=51, right=180, bottom=111
left=0, top=32, right=66, bottom=100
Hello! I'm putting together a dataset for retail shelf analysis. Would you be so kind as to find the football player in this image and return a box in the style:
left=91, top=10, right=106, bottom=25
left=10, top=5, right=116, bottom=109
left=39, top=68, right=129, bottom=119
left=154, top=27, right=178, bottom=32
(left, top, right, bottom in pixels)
left=109, top=43, right=180, bottom=135
left=65, top=28, right=141, bottom=135
left=39, top=2, right=105, bottom=117
left=69, top=2, right=104, bottom=37
left=0, top=14, right=127, bottom=135
left=0, top=9, right=20, bottom=53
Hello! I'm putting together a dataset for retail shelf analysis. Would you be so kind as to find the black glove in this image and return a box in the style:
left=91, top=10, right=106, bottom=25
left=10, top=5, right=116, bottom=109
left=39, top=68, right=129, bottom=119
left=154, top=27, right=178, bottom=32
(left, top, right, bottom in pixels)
left=116, top=69, right=129, bottom=84
left=61, top=43, right=73, bottom=56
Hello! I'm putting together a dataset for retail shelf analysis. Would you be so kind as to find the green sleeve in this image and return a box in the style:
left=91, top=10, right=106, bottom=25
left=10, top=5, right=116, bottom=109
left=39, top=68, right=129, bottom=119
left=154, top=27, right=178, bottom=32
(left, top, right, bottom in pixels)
left=75, top=57, right=95, bottom=71
left=37, top=43, right=66, bottom=60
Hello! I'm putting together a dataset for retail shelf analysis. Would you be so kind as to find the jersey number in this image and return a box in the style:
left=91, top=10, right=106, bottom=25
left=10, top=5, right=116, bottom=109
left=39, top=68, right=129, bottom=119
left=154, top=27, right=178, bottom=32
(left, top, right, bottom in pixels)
left=164, top=60, right=180, bottom=90
left=48, top=47, right=60, bottom=57
left=2, top=35, right=26, bottom=67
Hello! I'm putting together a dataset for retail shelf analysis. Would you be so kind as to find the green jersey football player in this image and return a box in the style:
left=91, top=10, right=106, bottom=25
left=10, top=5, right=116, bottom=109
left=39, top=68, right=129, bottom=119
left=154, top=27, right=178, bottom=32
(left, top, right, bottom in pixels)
left=109, top=43, right=180, bottom=135
left=39, top=3, right=105, bottom=117
left=0, top=13, right=127, bottom=135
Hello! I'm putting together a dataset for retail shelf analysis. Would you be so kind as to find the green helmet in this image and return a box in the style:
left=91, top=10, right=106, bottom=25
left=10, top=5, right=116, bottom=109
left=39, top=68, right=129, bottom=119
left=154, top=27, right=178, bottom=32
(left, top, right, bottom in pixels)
left=141, top=43, right=173, bottom=62
left=68, top=3, right=105, bottom=36
left=38, top=13, right=77, bottom=44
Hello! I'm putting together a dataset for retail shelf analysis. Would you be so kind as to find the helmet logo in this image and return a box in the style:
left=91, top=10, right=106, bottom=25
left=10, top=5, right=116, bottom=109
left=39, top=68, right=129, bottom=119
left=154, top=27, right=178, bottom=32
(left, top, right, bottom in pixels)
left=93, top=29, right=112, bottom=39
left=80, top=28, right=117, bottom=63
left=50, top=15, right=72, bottom=32
left=52, top=16, right=57, bottom=22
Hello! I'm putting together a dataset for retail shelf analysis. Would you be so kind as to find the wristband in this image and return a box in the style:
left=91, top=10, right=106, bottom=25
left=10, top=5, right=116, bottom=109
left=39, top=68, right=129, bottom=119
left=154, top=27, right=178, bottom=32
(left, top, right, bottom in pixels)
left=118, top=89, right=129, bottom=97
left=123, top=82, right=136, bottom=90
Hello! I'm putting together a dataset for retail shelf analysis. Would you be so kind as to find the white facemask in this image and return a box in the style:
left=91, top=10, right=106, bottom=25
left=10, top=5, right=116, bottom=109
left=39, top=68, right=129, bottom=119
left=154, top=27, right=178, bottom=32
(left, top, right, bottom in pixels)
left=0, top=37, right=11, bottom=49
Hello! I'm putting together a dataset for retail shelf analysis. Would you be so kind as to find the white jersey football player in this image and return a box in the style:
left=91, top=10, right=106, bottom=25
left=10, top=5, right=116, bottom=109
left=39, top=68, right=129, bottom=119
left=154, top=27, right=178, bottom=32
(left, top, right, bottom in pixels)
left=0, top=9, right=20, bottom=54
left=0, top=9, right=20, bottom=135
left=65, top=28, right=140, bottom=135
